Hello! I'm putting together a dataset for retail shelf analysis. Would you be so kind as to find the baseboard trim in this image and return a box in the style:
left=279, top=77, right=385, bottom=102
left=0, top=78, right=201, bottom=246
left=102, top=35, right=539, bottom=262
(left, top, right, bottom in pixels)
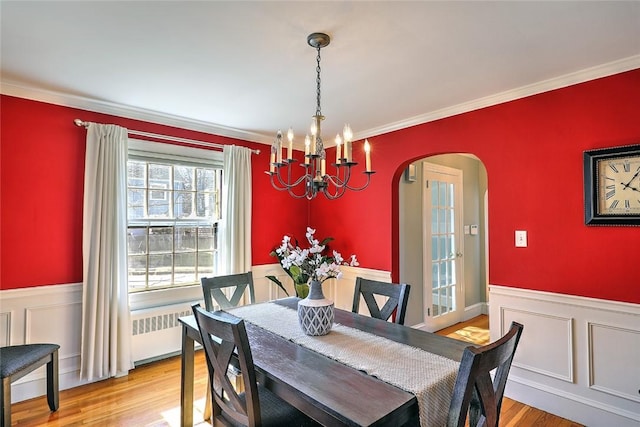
left=507, top=375, right=640, bottom=427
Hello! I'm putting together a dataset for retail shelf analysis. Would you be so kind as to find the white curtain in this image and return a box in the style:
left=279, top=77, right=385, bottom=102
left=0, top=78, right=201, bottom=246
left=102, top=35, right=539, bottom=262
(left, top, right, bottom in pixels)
left=221, top=145, right=252, bottom=274
left=80, top=123, right=132, bottom=381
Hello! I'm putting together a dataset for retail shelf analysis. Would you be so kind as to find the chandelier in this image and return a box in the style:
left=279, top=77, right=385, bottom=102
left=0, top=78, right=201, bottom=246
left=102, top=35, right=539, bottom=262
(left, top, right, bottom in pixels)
left=268, top=32, right=374, bottom=200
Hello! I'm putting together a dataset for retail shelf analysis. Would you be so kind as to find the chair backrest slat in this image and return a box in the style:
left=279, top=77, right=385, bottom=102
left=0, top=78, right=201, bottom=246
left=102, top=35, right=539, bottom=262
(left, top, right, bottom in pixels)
left=352, top=277, right=411, bottom=325
left=447, top=321, right=524, bottom=427
left=201, top=272, right=255, bottom=311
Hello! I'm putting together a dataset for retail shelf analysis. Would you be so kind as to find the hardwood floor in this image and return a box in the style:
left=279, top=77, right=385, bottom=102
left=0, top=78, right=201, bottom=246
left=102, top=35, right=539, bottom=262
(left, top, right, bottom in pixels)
left=9, top=315, right=583, bottom=426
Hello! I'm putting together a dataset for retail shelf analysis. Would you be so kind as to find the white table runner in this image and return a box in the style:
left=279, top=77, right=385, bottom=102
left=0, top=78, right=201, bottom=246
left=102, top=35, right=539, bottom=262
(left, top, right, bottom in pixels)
left=230, top=302, right=459, bottom=427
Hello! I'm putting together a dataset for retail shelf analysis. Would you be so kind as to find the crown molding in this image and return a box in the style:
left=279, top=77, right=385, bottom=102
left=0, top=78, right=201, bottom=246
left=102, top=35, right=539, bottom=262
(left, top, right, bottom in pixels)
left=3, top=55, right=638, bottom=145
left=355, top=55, right=640, bottom=141
left=0, top=81, right=273, bottom=145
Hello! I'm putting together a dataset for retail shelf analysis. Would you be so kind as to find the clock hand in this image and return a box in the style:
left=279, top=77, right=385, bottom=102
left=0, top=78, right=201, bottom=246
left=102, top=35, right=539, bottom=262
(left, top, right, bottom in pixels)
left=622, top=167, right=640, bottom=188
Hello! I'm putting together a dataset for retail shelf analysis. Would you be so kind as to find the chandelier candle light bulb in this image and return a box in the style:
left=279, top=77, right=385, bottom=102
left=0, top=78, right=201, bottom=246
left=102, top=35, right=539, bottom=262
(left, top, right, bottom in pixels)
left=287, top=128, right=294, bottom=160
left=364, top=139, right=371, bottom=172
left=267, top=32, right=375, bottom=199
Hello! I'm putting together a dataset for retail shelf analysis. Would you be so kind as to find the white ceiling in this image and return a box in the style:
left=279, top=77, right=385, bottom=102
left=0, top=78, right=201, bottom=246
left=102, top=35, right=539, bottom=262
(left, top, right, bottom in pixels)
left=2, top=1, right=639, bottom=145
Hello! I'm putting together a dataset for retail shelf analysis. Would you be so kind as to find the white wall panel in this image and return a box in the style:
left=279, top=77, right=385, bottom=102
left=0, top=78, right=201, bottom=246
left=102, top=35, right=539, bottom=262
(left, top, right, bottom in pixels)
left=500, top=307, right=573, bottom=382
left=588, top=322, right=640, bottom=403
left=25, top=302, right=82, bottom=358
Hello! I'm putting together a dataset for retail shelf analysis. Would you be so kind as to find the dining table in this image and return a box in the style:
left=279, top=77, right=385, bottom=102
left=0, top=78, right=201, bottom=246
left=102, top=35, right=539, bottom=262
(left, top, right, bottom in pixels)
left=178, top=297, right=471, bottom=427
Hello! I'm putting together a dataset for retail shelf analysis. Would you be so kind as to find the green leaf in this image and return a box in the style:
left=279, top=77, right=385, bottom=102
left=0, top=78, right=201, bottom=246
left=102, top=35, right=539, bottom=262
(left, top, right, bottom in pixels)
left=265, top=275, right=289, bottom=297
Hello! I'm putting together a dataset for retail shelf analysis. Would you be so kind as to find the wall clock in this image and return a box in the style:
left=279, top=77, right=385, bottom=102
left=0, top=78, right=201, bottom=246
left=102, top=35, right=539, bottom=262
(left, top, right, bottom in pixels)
left=584, top=144, right=640, bottom=226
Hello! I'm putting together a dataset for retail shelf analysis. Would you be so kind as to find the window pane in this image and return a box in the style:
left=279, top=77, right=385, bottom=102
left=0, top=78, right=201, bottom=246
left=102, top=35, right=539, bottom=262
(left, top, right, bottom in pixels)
left=431, top=208, right=438, bottom=234
left=128, top=189, right=146, bottom=219
left=175, top=226, right=197, bottom=252
left=174, top=166, right=194, bottom=191
left=174, top=252, right=196, bottom=284
left=438, top=182, right=446, bottom=206
left=431, top=263, right=439, bottom=289
left=174, top=192, right=193, bottom=218
left=148, top=253, right=173, bottom=288
left=431, top=236, right=438, bottom=261
left=198, top=251, right=214, bottom=276
left=148, top=187, right=170, bottom=217
left=149, top=227, right=173, bottom=253
left=431, top=182, right=439, bottom=206
left=196, top=193, right=214, bottom=218
left=128, top=255, right=147, bottom=290
left=127, top=161, right=146, bottom=187
left=199, top=226, right=214, bottom=251
left=128, top=227, right=147, bottom=254
left=149, top=163, right=171, bottom=182
left=197, top=169, right=215, bottom=191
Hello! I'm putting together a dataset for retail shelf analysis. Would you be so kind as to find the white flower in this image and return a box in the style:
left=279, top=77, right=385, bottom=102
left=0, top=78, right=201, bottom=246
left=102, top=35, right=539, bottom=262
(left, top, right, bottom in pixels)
left=274, top=228, right=358, bottom=283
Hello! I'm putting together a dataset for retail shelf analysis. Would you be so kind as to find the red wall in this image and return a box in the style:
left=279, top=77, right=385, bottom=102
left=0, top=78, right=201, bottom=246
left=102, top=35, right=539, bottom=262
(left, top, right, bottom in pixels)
left=2, top=69, right=639, bottom=304
left=0, top=95, right=307, bottom=289
left=311, top=69, right=640, bottom=304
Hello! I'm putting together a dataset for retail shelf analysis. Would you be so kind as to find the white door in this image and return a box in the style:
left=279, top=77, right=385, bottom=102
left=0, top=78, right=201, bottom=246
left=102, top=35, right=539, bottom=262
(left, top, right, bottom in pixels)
left=422, top=162, right=464, bottom=332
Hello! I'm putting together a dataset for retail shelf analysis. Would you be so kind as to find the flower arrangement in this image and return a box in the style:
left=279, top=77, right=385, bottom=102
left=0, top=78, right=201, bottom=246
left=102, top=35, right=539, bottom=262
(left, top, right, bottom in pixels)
left=266, top=227, right=359, bottom=298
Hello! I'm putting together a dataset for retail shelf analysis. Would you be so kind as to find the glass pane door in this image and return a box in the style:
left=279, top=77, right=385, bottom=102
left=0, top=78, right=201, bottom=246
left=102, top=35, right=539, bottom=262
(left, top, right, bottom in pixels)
left=423, top=162, right=463, bottom=332
left=431, top=180, right=457, bottom=317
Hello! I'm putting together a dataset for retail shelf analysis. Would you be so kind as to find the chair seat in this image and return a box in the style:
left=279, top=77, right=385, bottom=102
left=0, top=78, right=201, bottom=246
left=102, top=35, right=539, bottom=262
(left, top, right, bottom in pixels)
left=1, top=343, right=60, bottom=427
left=0, top=344, right=60, bottom=378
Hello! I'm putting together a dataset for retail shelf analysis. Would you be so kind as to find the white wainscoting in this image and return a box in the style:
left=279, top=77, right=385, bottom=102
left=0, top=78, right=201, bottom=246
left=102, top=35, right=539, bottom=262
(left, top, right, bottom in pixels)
left=0, top=264, right=390, bottom=404
left=0, top=283, right=87, bottom=403
left=489, top=285, right=640, bottom=427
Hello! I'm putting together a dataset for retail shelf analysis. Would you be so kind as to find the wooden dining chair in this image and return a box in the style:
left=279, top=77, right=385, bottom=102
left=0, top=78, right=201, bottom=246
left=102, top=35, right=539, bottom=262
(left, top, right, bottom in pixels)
left=447, top=321, right=524, bottom=427
left=201, top=272, right=255, bottom=311
left=192, top=304, right=319, bottom=427
left=352, top=277, right=411, bottom=325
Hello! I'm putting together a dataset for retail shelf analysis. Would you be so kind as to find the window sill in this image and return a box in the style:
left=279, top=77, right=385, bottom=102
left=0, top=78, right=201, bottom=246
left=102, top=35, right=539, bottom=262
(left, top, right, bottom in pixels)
left=129, top=284, right=203, bottom=312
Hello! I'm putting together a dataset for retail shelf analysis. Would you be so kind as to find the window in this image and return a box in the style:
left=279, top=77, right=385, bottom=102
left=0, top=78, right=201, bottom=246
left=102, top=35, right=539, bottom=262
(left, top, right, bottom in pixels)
left=126, top=140, right=223, bottom=293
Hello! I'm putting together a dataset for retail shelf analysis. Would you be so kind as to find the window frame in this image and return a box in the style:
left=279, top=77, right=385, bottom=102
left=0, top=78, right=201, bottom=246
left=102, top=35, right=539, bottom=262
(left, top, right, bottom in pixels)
left=127, top=139, right=224, bottom=310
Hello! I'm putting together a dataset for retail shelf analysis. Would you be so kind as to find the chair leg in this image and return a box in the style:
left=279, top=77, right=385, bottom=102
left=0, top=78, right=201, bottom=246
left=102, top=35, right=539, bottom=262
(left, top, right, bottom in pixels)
left=203, top=381, right=211, bottom=421
left=46, top=349, right=59, bottom=411
left=2, top=377, right=11, bottom=427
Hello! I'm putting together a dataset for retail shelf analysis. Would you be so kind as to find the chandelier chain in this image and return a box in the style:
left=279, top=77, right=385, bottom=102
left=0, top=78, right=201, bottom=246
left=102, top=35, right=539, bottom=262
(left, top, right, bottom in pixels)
left=315, top=47, right=322, bottom=117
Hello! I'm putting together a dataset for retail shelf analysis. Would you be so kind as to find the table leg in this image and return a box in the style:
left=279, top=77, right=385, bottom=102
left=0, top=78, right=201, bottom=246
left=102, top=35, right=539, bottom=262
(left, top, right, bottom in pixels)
left=181, top=324, right=195, bottom=427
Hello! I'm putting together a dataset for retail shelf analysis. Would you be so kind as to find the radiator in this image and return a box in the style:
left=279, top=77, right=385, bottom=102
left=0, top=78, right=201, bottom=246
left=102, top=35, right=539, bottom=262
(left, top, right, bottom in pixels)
left=131, top=302, right=198, bottom=363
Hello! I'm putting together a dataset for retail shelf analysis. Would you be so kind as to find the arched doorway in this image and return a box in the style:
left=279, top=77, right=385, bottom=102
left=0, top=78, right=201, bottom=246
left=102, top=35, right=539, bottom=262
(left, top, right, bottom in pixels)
left=397, top=153, right=488, bottom=330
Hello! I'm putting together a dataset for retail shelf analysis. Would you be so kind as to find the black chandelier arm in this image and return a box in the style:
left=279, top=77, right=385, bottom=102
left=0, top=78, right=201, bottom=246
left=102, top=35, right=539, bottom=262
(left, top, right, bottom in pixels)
left=342, top=171, right=375, bottom=191
left=273, top=162, right=310, bottom=188
left=324, top=170, right=375, bottom=192
left=269, top=171, right=314, bottom=199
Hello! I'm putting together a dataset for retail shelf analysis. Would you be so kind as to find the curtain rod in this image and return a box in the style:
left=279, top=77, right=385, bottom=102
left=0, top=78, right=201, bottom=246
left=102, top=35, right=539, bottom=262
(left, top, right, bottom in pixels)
left=73, top=119, right=260, bottom=154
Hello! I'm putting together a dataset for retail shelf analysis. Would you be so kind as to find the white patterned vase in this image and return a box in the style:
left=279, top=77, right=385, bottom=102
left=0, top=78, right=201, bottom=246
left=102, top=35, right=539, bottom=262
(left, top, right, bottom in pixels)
left=297, top=280, right=334, bottom=336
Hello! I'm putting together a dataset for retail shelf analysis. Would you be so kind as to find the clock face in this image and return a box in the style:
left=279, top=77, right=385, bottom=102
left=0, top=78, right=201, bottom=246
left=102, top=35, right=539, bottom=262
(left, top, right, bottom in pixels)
left=597, top=155, right=640, bottom=215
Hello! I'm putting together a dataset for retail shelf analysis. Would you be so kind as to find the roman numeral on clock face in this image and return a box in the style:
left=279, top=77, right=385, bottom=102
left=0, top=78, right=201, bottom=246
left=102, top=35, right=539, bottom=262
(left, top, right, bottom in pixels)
left=605, top=189, right=616, bottom=199
left=609, top=164, right=619, bottom=173
left=610, top=200, right=619, bottom=209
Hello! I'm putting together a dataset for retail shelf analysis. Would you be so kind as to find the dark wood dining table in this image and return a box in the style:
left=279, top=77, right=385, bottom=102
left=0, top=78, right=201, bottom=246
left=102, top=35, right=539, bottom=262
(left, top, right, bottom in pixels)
left=178, top=297, right=471, bottom=427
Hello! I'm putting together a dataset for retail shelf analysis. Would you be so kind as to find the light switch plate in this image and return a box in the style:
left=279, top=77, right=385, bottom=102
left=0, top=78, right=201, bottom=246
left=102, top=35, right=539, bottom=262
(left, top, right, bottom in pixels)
left=515, top=230, right=527, bottom=247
